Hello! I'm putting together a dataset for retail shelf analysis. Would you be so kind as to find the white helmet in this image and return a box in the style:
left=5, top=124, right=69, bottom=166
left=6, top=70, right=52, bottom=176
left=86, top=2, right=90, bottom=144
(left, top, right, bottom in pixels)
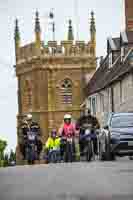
left=64, top=114, right=72, bottom=120
left=26, top=114, right=32, bottom=120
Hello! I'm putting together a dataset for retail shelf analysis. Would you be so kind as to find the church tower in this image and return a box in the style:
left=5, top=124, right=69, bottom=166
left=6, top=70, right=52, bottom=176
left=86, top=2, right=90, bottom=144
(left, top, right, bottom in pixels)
left=125, top=0, right=133, bottom=31
left=14, top=11, right=96, bottom=163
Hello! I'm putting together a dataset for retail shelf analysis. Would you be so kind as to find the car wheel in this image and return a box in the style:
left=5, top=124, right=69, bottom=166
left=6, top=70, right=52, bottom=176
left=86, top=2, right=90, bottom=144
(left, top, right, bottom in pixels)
left=129, top=156, right=133, bottom=160
left=105, top=136, right=115, bottom=161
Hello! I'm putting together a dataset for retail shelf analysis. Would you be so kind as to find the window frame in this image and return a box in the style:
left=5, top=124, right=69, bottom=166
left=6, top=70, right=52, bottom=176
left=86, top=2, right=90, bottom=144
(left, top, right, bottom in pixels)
left=60, top=78, right=73, bottom=105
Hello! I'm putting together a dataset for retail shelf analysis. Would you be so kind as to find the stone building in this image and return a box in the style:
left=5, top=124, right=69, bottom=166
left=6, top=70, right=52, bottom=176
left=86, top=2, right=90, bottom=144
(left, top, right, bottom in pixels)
left=85, top=0, right=133, bottom=126
left=86, top=32, right=133, bottom=126
left=14, top=11, right=96, bottom=161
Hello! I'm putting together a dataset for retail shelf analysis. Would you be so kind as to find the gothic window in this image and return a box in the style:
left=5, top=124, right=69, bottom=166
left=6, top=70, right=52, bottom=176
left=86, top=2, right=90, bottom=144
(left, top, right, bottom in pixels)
left=60, top=79, right=72, bottom=104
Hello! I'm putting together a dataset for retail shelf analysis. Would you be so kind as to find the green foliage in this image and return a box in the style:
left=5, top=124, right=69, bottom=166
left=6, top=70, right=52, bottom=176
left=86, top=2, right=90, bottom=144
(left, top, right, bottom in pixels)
left=0, top=138, right=7, bottom=167
left=0, top=139, right=16, bottom=167
left=0, top=139, right=7, bottom=159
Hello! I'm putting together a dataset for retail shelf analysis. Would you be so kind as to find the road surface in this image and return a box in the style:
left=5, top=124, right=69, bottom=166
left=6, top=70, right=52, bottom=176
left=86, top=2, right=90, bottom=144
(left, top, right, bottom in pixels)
left=0, top=159, right=133, bottom=200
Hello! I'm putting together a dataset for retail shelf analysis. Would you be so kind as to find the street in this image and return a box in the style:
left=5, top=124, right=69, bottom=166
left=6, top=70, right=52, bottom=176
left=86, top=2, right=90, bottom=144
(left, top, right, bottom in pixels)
left=0, top=158, right=133, bottom=200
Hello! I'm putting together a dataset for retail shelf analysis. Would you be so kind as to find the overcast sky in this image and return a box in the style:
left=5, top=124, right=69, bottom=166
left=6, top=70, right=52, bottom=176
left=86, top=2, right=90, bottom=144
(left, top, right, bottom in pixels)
left=0, top=0, right=124, bottom=151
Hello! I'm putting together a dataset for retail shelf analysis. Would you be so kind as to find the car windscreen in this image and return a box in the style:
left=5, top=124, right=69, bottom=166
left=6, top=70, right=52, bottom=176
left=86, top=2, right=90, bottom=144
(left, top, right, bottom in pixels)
left=111, top=115, right=133, bottom=128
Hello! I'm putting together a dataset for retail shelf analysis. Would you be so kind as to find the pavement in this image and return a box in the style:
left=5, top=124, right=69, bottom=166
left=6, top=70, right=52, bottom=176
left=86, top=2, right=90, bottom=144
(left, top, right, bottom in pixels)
left=0, top=158, right=133, bottom=200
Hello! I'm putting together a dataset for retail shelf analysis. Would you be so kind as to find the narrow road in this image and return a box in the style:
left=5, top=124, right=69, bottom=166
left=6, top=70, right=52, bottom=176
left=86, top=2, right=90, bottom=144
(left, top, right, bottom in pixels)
left=0, top=159, right=133, bottom=200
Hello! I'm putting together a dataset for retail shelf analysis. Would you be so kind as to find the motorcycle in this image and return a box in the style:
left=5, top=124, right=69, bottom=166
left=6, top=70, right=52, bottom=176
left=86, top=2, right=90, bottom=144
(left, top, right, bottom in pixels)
left=79, top=124, right=97, bottom=162
left=61, top=136, right=75, bottom=162
left=25, top=132, right=38, bottom=164
left=48, top=147, right=61, bottom=163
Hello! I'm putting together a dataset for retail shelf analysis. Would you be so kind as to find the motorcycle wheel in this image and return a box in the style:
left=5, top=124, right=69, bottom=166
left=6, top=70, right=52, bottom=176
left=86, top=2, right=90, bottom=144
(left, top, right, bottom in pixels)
left=65, top=142, right=73, bottom=162
left=50, top=151, right=57, bottom=163
left=86, top=140, right=93, bottom=162
left=104, top=137, right=115, bottom=161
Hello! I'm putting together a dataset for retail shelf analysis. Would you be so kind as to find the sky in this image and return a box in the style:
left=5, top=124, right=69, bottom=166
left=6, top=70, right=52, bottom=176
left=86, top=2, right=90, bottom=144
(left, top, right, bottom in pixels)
left=0, top=0, right=124, bottom=151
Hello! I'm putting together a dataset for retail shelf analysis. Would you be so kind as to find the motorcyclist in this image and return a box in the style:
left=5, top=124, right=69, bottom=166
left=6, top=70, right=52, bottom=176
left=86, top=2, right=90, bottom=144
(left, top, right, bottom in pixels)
left=19, top=120, right=28, bottom=160
left=59, top=114, right=76, bottom=161
left=76, top=109, right=100, bottom=155
left=45, top=129, right=61, bottom=163
left=20, top=114, right=42, bottom=163
left=59, top=114, right=76, bottom=137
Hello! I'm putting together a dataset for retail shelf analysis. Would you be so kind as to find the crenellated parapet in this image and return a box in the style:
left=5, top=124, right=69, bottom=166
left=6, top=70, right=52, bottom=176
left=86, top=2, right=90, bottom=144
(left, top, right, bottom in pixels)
left=16, top=40, right=95, bottom=64
left=15, top=10, right=96, bottom=64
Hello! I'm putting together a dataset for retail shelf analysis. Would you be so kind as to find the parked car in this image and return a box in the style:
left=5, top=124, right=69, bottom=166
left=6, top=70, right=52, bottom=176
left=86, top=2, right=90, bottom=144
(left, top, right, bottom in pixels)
left=98, top=112, right=133, bottom=161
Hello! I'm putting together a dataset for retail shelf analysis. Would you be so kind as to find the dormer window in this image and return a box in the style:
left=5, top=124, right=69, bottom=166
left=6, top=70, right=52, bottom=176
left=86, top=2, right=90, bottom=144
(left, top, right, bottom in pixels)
left=109, top=52, right=112, bottom=68
left=121, top=46, right=125, bottom=62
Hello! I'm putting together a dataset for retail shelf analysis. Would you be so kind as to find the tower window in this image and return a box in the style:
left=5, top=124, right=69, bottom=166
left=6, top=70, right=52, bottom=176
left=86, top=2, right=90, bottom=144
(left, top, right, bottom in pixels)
left=60, top=79, right=72, bottom=104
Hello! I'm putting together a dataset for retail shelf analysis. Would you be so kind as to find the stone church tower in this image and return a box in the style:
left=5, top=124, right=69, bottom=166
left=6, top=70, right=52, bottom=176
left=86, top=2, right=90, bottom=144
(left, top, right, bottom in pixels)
left=14, top=11, right=96, bottom=162
left=125, top=0, right=133, bottom=31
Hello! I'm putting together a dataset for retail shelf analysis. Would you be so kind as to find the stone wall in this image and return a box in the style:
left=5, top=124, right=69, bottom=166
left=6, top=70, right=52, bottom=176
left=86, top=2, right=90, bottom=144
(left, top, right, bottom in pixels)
left=88, top=72, right=133, bottom=127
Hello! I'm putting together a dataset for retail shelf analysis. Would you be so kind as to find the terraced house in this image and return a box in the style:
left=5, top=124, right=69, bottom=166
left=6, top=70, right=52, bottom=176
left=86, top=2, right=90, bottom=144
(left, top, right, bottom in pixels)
left=86, top=0, right=133, bottom=126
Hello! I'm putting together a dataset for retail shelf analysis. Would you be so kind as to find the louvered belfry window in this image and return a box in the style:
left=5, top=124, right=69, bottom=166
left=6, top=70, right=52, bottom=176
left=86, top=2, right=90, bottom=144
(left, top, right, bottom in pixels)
left=61, top=79, right=72, bottom=104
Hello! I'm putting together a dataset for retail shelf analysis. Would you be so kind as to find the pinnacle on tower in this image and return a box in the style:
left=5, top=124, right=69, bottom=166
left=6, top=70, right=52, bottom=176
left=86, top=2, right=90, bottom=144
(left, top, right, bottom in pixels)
left=67, top=19, right=74, bottom=41
left=35, top=10, right=41, bottom=47
left=90, top=11, right=96, bottom=43
left=14, top=19, right=20, bottom=49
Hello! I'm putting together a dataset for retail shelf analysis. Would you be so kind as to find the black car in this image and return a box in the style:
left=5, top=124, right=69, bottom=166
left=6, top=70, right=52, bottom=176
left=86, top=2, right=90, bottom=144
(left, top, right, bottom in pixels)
left=98, top=112, right=133, bottom=161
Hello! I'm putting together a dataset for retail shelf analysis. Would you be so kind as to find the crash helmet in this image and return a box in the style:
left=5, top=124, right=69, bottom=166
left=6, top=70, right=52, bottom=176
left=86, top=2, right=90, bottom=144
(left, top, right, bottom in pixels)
left=64, top=114, right=72, bottom=120
left=51, top=129, right=57, bottom=138
left=64, top=114, right=72, bottom=124
left=26, top=114, right=32, bottom=121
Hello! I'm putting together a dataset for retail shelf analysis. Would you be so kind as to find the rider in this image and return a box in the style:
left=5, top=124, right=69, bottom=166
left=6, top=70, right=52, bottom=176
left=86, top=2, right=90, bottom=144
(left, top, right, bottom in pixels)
left=45, top=129, right=61, bottom=162
left=76, top=109, right=100, bottom=155
left=59, top=114, right=76, bottom=161
left=20, top=114, right=42, bottom=162
left=59, top=114, right=76, bottom=137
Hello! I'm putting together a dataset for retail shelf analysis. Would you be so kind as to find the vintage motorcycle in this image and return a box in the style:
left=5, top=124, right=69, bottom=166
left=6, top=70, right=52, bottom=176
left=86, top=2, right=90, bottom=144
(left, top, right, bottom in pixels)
left=79, top=124, right=97, bottom=162
left=47, top=147, right=61, bottom=163
left=25, top=132, right=38, bottom=164
left=61, top=135, right=75, bottom=162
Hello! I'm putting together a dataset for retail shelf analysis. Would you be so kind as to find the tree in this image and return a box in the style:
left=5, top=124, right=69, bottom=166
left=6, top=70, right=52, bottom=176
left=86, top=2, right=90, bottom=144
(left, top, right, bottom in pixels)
left=0, top=139, right=7, bottom=159
left=0, top=138, right=7, bottom=167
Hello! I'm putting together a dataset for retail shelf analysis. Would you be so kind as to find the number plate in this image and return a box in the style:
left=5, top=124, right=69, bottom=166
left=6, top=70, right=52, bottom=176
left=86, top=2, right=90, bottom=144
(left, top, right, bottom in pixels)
left=67, top=138, right=73, bottom=143
left=85, top=129, right=90, bottom=135
left=128, top=141, right=133, bottom=146
left=28, top=135, right=35, bottom=140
